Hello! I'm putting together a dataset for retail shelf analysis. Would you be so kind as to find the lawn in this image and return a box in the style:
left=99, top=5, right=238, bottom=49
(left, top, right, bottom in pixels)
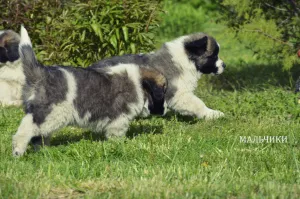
left=1, top=2, right=300, bottom=199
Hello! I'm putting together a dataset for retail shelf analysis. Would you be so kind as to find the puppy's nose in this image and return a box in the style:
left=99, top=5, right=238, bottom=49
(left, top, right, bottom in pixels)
left=222, top=62, right=226, bottom=68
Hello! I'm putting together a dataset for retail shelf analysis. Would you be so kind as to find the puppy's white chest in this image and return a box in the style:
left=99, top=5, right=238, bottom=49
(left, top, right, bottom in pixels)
left=172, top=69, right=199, bottom=93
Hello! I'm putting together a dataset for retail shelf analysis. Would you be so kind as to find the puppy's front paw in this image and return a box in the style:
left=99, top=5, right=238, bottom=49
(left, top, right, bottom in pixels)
left=201, top=108, right=224, bottom=120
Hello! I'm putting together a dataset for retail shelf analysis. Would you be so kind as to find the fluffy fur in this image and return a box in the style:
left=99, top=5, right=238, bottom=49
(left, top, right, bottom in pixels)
left=90, top=33, right=226, bottom=119
left=0, top=30, right=23, bottom=106
left=12, top=26, right=167, bottom=156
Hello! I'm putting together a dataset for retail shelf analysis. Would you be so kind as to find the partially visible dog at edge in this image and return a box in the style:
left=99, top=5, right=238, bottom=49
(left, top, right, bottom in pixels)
left=90, top=31, right=226, bottom=120
left=0, top=30, right=23, bottom=106
left=12, top=26, right=167, bottom=157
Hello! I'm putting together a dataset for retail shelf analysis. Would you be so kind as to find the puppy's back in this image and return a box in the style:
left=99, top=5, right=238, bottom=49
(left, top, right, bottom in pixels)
left=64, top=64, right=144, bottom=123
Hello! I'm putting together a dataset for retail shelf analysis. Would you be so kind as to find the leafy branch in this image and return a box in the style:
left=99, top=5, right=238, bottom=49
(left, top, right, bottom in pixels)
left=241, top=28, right=293, bottom=47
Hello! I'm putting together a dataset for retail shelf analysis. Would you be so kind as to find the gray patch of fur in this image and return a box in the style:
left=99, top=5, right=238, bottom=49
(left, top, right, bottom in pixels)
left=66, top=67, right=138, bottom=122
left=23, top=66, right=68, bottom=125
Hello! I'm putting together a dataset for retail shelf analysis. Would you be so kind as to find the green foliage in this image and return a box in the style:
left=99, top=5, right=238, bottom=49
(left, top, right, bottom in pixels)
left=157, top=1, right=209, bottom=41
left=169, top=0, right=219, bottom=12
left=220, top=0, right=300, bottom=69
left=0, top=0, right=162, bottom=66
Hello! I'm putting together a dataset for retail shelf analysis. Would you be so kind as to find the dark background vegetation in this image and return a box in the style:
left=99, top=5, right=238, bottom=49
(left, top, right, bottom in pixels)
left=0, top=0, right=162, bottom=66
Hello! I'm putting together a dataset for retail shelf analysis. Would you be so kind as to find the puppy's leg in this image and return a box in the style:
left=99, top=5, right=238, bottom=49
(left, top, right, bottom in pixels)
left=104, top=117, right=130, bottom=138
left=169, top=93, right=224, bottom=120
left=13, top=111, right=70, bottom=156
left=12, top=114, right=39, bottom=156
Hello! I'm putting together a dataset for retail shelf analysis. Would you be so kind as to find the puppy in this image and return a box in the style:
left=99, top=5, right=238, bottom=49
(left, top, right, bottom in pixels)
left=0, top=30, right=23, bottom=106
left=90, top=33, right=226, bottom=120
left=12, top=26, right=167, bottom=156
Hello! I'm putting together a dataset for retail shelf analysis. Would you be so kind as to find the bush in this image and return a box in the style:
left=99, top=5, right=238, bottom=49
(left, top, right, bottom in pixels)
left=171, top=0, right=219, bottom=12
left=157, top=1, right=208, bottom=41
left=0, top=0, right=162, bottom=66
left=219, top=0, right=300, bottom=69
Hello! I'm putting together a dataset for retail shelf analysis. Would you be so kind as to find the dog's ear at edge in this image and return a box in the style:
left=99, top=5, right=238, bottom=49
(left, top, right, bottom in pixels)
left=142, top=78, right=165, bottom=115
left=140, top=67, right=167, bottom=115
left=140, top=67, right=166, bottom=101
left=142, top=78, right=164, bottom=101
left=0, top=30, right=20, bottom=62
left=184, top=36, right=208, bottom=56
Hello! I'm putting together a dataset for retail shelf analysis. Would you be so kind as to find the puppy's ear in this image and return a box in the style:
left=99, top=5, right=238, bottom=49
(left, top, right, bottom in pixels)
left=140, top=67, right=167, bottom=115
left=185, top=36, right=208, bottom=56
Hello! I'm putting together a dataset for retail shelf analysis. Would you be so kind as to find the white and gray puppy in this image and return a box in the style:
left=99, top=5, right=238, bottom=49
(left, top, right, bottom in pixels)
left=90, top=33, right=226, bottom=120
left=0, top=30, right=23, bottom=106
left=12, top=26, right=167, bottom=157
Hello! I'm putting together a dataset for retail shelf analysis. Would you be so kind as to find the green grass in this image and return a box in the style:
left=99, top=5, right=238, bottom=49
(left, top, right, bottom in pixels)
left=1, top=2, right=300, bottom=199
left=1, top=82, right=300, bottom=198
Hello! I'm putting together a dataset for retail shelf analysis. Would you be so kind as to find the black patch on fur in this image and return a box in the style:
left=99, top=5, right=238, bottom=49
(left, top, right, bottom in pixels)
left=68, top=67, right=138, bottom=122
left=184, top=36, right=208, bottom=56
left=23, top=66, right=68, bottom=125
left=184, top=36, right=220, bottom=74
left=5, top=42, right=19, bottom=62
left=142, top=78, right=165, bottom=115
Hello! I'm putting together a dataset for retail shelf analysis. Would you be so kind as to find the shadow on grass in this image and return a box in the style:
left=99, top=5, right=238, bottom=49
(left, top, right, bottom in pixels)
left=126, top=123, right=163, bottom=138
left=162, top=111, right=199, bottom=124
left=49, top=122, right=164, bottom=147
left=206, top=61, right=300, bottom=91
left=50, top=130, right=106, bottom=146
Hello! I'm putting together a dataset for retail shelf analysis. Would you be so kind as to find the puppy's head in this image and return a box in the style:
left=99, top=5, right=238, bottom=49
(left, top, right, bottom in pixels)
left=184, top=33, right=226, bottom=75
left=0, top=30, right=20, bottom=64
left=140, top=67, right=167, bottom=116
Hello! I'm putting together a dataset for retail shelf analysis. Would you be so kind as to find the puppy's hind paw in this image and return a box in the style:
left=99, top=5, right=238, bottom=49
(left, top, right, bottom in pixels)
left=201, top=108, right=224, bottom=120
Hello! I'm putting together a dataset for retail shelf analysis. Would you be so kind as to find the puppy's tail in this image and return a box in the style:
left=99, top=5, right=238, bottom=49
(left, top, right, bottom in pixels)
left=19, top=25, right=44, bottom=85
